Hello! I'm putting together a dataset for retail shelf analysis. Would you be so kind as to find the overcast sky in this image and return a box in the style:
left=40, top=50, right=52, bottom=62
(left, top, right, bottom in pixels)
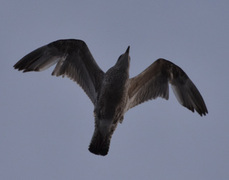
left=1, top=0, right=229, bottom=179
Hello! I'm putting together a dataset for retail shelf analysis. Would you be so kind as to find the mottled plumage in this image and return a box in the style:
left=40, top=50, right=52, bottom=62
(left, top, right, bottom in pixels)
left=14, top=39, right=208, bottom=156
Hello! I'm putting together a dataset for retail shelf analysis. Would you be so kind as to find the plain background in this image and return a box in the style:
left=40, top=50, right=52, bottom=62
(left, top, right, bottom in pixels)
left=1, top=0, right=228, bottom=179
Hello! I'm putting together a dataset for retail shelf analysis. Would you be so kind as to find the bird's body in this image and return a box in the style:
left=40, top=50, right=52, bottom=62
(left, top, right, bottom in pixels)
left=90, top=51, right=130, bottom=155
left=14, top=39, right=208, bottom=156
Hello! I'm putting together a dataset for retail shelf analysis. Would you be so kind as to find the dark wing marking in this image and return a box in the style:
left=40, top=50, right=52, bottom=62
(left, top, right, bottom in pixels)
left=127, top=58, right=208, bottom=116
left=14, top=39, right=104, bottom=105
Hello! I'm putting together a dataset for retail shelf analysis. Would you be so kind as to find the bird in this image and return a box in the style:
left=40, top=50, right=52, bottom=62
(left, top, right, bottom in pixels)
left=14, top=39, right=208, bottom=156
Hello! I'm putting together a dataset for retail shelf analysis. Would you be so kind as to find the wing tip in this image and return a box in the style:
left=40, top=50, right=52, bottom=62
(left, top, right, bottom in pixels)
left=199, top=108, right=208, bottom=117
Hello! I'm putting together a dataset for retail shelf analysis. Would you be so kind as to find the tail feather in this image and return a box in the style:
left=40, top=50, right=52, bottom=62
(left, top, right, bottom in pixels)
left=88, top=130, right=111, bottom=156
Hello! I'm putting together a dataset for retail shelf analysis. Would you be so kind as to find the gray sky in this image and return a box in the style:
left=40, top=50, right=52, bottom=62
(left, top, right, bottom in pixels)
left=1, top=0, right=229, bottom=179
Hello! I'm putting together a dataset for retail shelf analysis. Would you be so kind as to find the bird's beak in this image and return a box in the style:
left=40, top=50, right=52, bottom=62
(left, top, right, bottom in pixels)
left=125, top=46, right=130, bottom=55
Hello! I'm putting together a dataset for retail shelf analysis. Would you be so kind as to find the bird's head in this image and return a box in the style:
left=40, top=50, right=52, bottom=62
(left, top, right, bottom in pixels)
left=115, top=46, right=130, bottom=71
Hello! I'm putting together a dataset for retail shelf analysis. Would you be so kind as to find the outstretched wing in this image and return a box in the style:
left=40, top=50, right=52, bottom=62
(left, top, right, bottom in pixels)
left=126, top=58, right=208, bottom=116
left=14, top=39, right=104, bottom=105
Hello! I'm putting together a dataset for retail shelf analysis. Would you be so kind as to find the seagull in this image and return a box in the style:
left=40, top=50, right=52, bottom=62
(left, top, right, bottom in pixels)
left=14, top=39, right=208, bottom=156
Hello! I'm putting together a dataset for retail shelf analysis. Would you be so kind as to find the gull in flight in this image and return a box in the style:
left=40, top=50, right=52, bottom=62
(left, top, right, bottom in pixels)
left=14, top=39, right=208, bottom=156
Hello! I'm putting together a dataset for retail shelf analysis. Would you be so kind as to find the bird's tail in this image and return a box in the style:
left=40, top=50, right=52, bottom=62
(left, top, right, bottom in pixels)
left=88, top=129, right=111, bottom=156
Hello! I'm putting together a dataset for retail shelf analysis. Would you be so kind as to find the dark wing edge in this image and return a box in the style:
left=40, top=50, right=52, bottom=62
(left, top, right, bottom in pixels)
left=126, top=58, right=208, bottom=116
left=169, top=65, right=208, bottom=116
left=14, top=39, right=104, bottom=105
